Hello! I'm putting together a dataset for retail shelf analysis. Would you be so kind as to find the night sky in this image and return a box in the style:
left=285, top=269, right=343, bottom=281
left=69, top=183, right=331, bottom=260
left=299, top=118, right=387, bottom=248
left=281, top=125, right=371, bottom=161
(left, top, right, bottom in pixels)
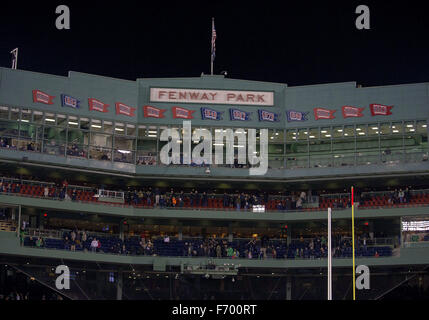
left=1, top=1, right=429, bottom=87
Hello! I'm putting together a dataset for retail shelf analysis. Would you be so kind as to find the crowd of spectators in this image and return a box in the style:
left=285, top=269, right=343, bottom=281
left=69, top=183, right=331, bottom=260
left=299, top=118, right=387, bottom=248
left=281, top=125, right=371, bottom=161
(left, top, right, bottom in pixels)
left=0, top=174, right=425, bottom=213
left=22, top=229, right=392, bottom=260
left=360, top=188, right=412, bottom=204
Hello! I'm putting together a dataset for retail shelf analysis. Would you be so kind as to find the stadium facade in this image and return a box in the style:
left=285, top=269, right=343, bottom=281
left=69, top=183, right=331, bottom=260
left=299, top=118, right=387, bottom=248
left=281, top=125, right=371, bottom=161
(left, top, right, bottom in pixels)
left=0, top=67, right=429, bottom=300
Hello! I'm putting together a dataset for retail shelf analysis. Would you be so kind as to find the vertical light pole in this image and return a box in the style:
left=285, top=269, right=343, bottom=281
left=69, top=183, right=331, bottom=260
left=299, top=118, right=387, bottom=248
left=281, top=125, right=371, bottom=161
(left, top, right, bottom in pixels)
left=328, top=207, right=332, bottom=300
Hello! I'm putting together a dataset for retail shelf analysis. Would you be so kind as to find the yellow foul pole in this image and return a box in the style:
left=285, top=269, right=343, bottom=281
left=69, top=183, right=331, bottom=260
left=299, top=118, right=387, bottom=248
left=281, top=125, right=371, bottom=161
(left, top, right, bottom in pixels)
left=351, top=186, right=356, bottom=300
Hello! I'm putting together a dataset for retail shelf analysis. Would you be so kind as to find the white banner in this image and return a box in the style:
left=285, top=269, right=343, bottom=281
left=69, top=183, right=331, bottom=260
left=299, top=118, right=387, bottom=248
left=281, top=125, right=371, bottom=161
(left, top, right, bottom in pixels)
left=150, top=88, right=274, bottom=106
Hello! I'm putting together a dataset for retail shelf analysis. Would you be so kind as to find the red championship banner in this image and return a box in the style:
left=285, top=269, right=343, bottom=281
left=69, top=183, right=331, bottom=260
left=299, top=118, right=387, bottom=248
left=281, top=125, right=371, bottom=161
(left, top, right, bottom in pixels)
left=88, top=98, right=109, bottom=113
left=342, top=106, right=364, bottom=118
left=370, top=104, right=393, bottom=116
left=116, top=102, right=136, bottom=117
left=143, top=105, right=166, bottom=118
left=172, top=106, right=195, bottom=119
left=32, top=90, right=54, bottom=105
left=314, top=108, right=336, bottom=120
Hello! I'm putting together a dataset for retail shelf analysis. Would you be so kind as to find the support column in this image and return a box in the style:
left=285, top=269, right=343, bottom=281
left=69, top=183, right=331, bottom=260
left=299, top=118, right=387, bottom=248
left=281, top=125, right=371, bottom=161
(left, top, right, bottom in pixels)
left=178, top=227, right=183, bottom=241
left=119, top=220, right=124, bottom=241
left=116, top=270, right=123, bottom=300
left=286, top=277, right=292, bottom=300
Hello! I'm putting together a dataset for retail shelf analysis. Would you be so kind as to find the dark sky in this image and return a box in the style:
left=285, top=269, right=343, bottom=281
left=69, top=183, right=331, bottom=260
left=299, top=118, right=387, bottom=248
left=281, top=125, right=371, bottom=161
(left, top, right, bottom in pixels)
left=1, top=1, right=429, bottom=87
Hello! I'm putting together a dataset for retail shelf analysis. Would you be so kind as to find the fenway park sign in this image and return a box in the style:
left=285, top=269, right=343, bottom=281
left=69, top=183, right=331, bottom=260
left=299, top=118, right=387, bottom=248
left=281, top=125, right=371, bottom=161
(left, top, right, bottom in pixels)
left=150, top=88, right=274, bottom=106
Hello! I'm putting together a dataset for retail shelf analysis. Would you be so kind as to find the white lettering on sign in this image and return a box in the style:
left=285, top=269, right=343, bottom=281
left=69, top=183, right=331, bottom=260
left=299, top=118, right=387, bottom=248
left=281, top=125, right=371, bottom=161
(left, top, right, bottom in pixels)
left=150, top=88, right=274, bottom=106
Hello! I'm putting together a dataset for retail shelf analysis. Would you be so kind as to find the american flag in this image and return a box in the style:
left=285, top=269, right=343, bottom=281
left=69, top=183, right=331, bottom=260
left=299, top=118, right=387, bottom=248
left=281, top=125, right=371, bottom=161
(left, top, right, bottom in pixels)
left=211, top=18, right=216, bottom=62
left=10, top=48, right=18, bottom=69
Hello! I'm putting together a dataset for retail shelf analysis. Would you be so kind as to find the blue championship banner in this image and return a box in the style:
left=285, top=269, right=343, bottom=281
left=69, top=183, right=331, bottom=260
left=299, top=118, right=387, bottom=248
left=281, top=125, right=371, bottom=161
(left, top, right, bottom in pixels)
left=61, top=94, right=80, bottom=109
left=201, top=107, right=223, bottom=120
left=229, top=108, right=252, bottom=121
left=286, top=110, right=308, bottom=122
left=258, top=109, right=280, bottom=122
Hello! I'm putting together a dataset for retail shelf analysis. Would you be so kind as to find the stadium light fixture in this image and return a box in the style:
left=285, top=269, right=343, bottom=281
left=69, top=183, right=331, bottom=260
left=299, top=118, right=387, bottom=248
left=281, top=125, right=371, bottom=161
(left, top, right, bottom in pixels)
left=68, top=121, right=78, bottom=125
left=91, top=124, right=102, bottom=128
left=148, top=134, right=157, bottom=138
left=45, top=118, right=55, bottom=122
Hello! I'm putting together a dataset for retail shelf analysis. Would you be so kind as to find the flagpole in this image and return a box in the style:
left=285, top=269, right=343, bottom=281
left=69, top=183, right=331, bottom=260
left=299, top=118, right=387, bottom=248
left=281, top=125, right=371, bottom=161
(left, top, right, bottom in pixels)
left=351, top=186, right=356, bottom=300
left=211, top=17, right=214, bottom=75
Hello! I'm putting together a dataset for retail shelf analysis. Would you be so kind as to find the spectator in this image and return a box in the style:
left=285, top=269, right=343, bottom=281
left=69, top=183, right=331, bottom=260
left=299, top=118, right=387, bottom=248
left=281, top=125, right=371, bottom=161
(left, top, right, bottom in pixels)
left=44, top=186, right=49, bottom=198
left=227, top=246, right=234, bottom=258
left=138, top=190, right=144, bottom=205
left=35, top=237, right=43, bottom=248
left=202, top=192, right=208, bottom=207
left=223, top=192, right=229, bottom=208
left=146, top=189, right=152, bottom=206
left=155, top=188, right=160, bottom=207
left=398, top=189, right=405, bottom=203
left=64, top=236, right=70, bottom=250
left=405, top=187, right=411, bottom=203
left=296, top=197, right=303, bottom=209
left=81, top=230, right=87, bottom=242
left=139, top=238, right=146, bottom=254
left=194, top=190, right=200, bottom=207
left=70, top=240, right=76, bottom=252
left=216, top=244, right=222, bottom=258
left=178, top=191, right=184, bottom=208
left=91, top=238, right=98, bottom=252
left=300, top=191, right=306, bottom=203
